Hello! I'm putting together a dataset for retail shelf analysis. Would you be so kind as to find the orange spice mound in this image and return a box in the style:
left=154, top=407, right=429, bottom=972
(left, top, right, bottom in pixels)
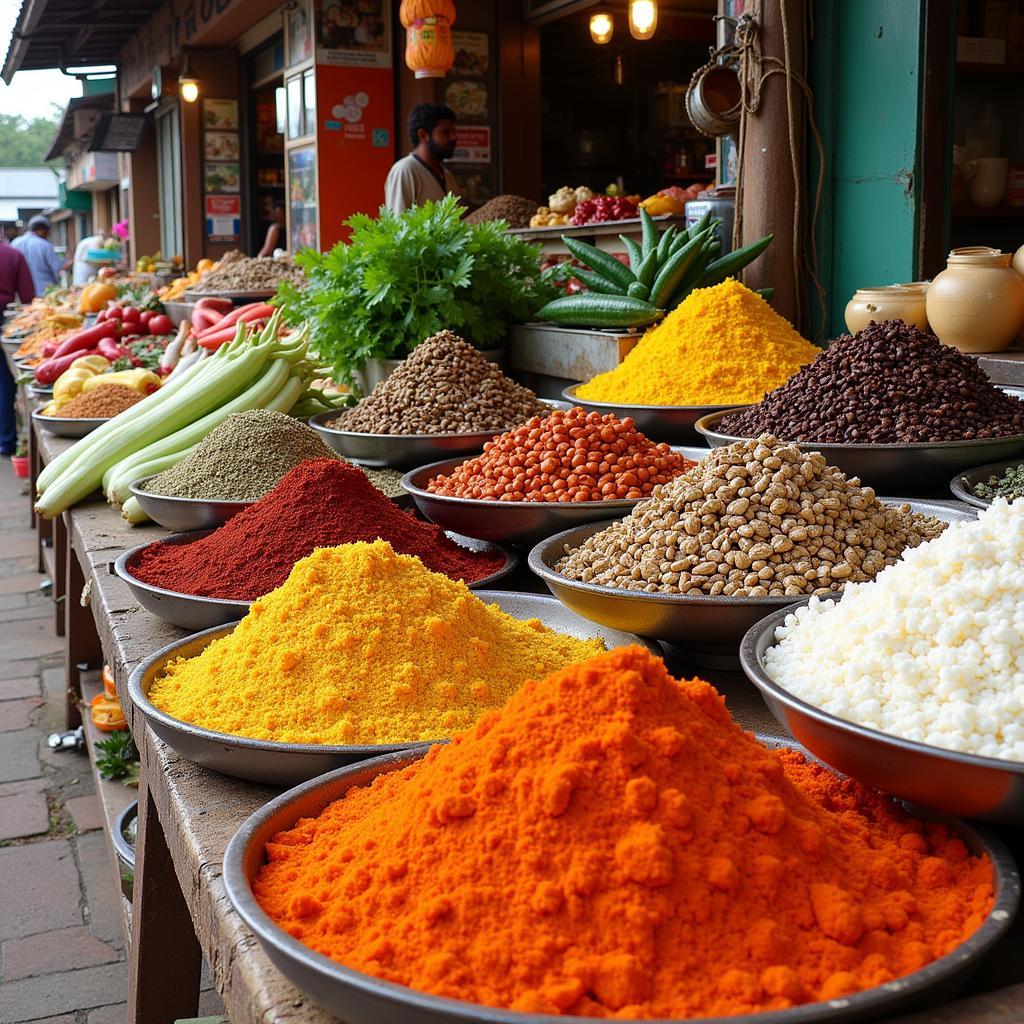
left=253, top=647, right=994, bottom=1019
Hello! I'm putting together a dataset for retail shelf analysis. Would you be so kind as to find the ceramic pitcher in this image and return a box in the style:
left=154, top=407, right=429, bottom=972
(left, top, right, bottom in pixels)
left=965, top=157, right=1009, bottom=208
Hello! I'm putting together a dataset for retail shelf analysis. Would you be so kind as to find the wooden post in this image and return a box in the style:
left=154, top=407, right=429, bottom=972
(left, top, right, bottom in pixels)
left=738, top=0, right=806, bottom=327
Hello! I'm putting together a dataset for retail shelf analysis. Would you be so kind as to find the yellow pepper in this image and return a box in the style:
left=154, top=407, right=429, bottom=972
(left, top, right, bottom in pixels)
left=52, top=356, right=111, bottom=404
left=71, top=354, right=111, bottom=374
left=639, top=193, right=685, bottom=216
left=81, top=368, right=161, bottom=395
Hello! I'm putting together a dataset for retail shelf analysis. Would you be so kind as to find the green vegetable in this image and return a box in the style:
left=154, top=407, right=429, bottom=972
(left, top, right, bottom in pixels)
left=700, top=234, right=775, bottom=288
left=95, top=731, right=139, bottom=784
left=619, top=235, right=643, bottom=272
left=649, top=233, right=711, bottom=309
left=636, top=250, right=659, bottom=289
left=639, top=207, right=659, bottom=258
left=537, top=293, right=663, bottom=328
left=275, top=196, right=559, bottom=388
left=562, top=237, right=635, bottom=292
left=627, top=281, right=650, bottom=300
left=572, top=267, right=627, bottom=295
left=756, top=287, right=776, bottom=302
left=656, top=226, right=677, bottom=265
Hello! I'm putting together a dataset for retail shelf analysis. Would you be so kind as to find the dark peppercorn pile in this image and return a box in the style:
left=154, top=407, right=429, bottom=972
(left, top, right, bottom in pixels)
left=719, top=320, right=1024, bottom=443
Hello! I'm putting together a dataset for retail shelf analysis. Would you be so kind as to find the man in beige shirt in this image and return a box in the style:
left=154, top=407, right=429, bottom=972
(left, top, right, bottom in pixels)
left=384, top=103, right=460, bottom=213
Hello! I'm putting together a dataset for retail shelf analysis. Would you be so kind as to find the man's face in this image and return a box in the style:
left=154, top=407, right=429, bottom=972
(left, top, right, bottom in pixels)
left=425, top=119, right=456, bottom=160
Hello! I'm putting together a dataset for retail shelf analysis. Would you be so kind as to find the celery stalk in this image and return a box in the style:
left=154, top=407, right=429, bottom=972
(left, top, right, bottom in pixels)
left=121, top=496, right=150, bottom=525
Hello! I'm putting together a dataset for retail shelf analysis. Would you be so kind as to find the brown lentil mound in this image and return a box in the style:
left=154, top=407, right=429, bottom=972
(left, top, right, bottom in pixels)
left=554, top=437, right=946, bottom=597
left=330, top=330, right=548, bottom=434
left=54, top=384, right=143, bottom=419
left=719, top=319, right=1024, bottom=443
left=464, top=195, right=538, bottom=229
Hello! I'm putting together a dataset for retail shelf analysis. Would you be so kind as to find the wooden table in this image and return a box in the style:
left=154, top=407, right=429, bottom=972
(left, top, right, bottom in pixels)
left=8, top=344, right=1024, bottom=1024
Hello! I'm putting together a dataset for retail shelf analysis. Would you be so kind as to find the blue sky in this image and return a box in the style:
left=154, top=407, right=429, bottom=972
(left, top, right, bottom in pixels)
left=0, top=5, right=83, bottom=120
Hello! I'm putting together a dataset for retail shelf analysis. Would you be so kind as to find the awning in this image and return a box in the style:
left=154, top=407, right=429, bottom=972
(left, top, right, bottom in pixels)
left=44, top=93, right=115, bottom=162
left=3, top=0, right=164, bottom=83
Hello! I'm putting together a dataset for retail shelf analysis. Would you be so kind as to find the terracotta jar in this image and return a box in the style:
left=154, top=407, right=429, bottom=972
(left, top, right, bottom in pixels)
left=926, top=247, right=1024, bottom=353
left=844, top=284, right=929, bottom=334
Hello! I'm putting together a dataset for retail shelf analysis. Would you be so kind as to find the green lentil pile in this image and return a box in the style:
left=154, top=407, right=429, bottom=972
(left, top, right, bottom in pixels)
left=970, top=463, right=1024, bottom=502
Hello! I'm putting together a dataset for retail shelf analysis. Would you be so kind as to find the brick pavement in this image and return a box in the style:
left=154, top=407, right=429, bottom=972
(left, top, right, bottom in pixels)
left=0, top=466, right=224, bottom=1023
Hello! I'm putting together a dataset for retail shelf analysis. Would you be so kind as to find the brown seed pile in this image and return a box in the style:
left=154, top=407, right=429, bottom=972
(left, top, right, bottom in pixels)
left=463, top=195, right=538, bottom=229
left=719, top=319, right=1024, bottom=443
left=192, top=250, right=305, bottom=294
left=330, top=330, right=549, bottom=434
left=554, top=437, right=947, bottom=597
left=54, top=384, right=143, bottom=419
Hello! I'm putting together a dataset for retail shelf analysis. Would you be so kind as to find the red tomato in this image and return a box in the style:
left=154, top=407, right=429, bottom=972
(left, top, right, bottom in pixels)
left=147, top=313, right=173, bottom=335
left=121, top=306, right=141, bottom=324
left=139, top=310, right=156, bottom=327
left=105, top=305, right=124, bottom=321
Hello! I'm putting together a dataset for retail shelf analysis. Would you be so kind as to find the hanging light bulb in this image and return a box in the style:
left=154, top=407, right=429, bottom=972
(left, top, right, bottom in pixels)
left=589, top=11, right=614, bottom=44
left=178, top=52, right=201, bottom=103
left=628, top=0, right=658, bottom=40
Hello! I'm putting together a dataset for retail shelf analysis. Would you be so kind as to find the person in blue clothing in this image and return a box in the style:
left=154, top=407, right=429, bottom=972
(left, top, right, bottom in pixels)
left=12, top=216, right=64, bottom=293
left=0, top=240, right=36, bottom=455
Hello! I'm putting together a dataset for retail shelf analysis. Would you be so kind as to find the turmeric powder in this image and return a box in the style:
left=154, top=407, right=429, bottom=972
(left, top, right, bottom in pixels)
left=148, top=540, right=604, bottom=745
left=576, top=279, right=819, bottom=406
left=255, top=646, right=994, bottom=1018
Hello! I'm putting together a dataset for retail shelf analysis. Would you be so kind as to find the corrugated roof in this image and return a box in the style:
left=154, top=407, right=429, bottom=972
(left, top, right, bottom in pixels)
left=0, top=168, right=59, bottom=200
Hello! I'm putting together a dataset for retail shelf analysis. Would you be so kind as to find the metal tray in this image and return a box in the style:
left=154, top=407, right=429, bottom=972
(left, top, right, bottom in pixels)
left=161, top=300, right=195, bottom=327
left=127, top=593, right=656, bottom=785
left=222, top=744, right=1019, bottom=1024
left=528, top=500, right=975, bottom=650
left=949, top=457, right=1024, bottom=511
left=129, top=477, right=254, bottom=532
left=695, top=409, right=1024, bottom=494
left=563, top=384, right=747, bottom=444
left=32, top=410, right=109, bottom=439
left=183, top=288, right=275, bottom=301
left=113, top=528, right=519, bottom=631
left=27, top=383, right=54, bottom=399
left=741, top=604, right=1024, bottom=824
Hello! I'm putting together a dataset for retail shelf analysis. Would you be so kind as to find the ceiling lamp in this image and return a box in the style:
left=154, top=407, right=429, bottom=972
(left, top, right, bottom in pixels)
left=628, top=0, right=658, bottom=40
left=178, top=53, right=200, bottom=103
left=590, top=11, right=614, bottom=44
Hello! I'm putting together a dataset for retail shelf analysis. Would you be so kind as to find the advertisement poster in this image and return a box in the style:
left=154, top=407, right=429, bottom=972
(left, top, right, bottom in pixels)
left=205, top=195, right=241, bottom=242
left=202, top=99, right=238, bottom=131
left=315, top=0, right=391, bottom=67
left=452, top=32, right=488, bottom=76
left=287, top=0, right=314, bottom=67
left=204, top=131, right=239, bottom=161
left=451, top=126, right=491, bottom=164
left=445, top=80, right=487, bottom=120
left=288, top=146, right=318, bottom=252
left=204, top=162, right=240, bottom=193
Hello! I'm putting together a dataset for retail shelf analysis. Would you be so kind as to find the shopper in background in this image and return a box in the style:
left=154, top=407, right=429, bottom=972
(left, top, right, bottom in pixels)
left=12, top=215, right=63, bottom=293
left=70, top=227, right=108, bottom=285
left=258, top=202, right=287, bottom=257
left=0, top=239, right=35, bottom=455
left=384, top=103, right=460, bottom=214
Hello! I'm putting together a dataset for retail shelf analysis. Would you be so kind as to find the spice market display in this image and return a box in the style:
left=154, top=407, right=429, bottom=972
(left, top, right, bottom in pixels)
left=253, top=646, right=994, bottom=1017
left=51, top=384, right=145, bottom=419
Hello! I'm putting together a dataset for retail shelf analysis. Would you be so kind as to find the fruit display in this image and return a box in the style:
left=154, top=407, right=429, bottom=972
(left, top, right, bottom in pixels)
left=136, top=251, right=185, bottom=275
left=79, top=282, right=119, bottom=314
left=639, top=184, right=703, bottom=216
left=529, top=207, right=570, bottom=228
left=158, top=258, right=219, bottom=302
left=570, top=194, right=639, bottom=225
left=536, top=208, right=773, bottom=328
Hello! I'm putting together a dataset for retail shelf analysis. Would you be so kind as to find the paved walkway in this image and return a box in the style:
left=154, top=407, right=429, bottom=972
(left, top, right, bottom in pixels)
left=0, top=466, right=222, bottom=1023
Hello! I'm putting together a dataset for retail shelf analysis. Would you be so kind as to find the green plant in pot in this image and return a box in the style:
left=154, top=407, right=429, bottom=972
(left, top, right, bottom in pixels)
left=275, top=195, right=562, bottom=392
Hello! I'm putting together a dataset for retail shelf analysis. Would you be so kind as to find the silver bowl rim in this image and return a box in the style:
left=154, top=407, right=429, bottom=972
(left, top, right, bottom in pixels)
left=114, top=527, right=519, bottom=604
left=110, top=800, right=139, bottom=869
left=31, top=410, right=111, bottom=428
left=222, top=742, right=1020, bottom=1024
left=695, top=409, right=1024, bottom=453
left=740, top=603, right=1024, bottom=777
left=129, top=476, right=256, bottom=510
left=27, top=383, right=54, bottom=396
left=563, top=383, right=749, bottom=415
left=948, top=459, right=1024, bottom=511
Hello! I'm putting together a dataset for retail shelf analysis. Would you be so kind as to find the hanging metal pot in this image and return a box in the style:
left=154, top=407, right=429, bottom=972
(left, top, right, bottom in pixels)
left=685, top=62, right=742, bottom=137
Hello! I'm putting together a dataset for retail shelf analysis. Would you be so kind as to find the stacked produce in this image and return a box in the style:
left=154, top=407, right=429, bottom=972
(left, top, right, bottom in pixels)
left=53, top=385, right=144, bottom=420
left=158, top=257, right=218, bottom=302
left=720, top=319, right=1024, bottom=443
left=638, top=184, right=702, bottom=215
left=328, top=330, right=547, bottom=434
left=970, top=464, right=1024, bottom=502
left=11, top=310, right=83, bottom=363
left=766, top=499, right=1024, bottom=762
left=555, top=438, right=946, bottom=596
left=537, top=208, right=773, bottom=328
left=427, top=407, right=692, bottom=502
left=253, top=645, right=993, bottom=1017
left=570, top=194, right=639, bottom=225
left=40, top=355, right=161, bottom=416
left=129, top=459, right=504, bottom=599
left=187, top=250, right=304, bottom=294
left=464, top=195, right=536, bottom=228
left=148, top=540, right=603, bottom=744
left=185, top=298, right=279, bottom=351
left=576, top=280, right=818, bottom=406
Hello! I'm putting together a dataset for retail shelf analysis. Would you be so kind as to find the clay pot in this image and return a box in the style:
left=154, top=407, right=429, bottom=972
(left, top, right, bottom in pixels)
left=10, top=455, right=28, bottom=479
left=845, top=284, right=929, bottom=334
left=926, top=247, right=1024, bottom=353
left=964, top=157, right=1009, bottom=208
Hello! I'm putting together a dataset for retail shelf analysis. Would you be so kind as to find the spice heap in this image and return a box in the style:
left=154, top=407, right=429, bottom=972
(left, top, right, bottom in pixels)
left=555, top=438, right=945, bottom=596
left=150, top=540, right=604, bottom=744
left=970, top=463, right=1024, bottom=502
left=191, top=250, right=305, bottom=294
left=129, top=459, right=503, bottom=600
left=330, top=331, right=548, bottom=434
left=464, top=195, right=538, bottom=229
left=146, top=410, right=339, bottom=501
left=254, top=645, right=993, bottom=1017
left=53, top=384, right=143, bottom=419
left=427, top=407, right=692, bottom=502
left=720, top=319, right=1024, bottom=443
left=767, top=498, right=1024, bottom=761
left=575, top=280, right=819, bottom=406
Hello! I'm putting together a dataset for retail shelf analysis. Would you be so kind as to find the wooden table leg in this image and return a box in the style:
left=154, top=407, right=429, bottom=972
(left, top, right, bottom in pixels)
left=64, top=545, right=101, bottom=730
left=128, top=774, right=202, bottom=1024
left=53, top=513, right=66, bottom=638
left=28, top=415, right=38, bottom=530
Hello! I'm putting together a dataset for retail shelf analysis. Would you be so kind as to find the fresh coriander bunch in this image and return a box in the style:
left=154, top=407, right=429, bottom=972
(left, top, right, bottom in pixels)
left=276, top=195, right=560, bottom=388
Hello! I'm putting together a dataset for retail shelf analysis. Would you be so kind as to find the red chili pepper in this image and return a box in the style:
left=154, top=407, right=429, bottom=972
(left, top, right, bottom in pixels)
left=97, top=337, right=128, bottom=361
left=193, top=296, right=233, bottom=314
left=50, top=320, right=118, bottom=359
left=196, top=324, right=248, bottom=350
left=34, top=348, right=102, bottom=385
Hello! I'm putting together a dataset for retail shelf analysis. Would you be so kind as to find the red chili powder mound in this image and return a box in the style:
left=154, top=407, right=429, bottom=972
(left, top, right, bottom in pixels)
left=129, top=458, right=504, bottom=599
left=254, top=646, right=994, bottom=1019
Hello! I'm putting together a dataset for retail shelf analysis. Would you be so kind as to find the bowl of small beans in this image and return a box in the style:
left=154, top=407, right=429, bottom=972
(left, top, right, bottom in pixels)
left=950, top=459, right=1024, bottom=510
left=401, top=407, right=696, bottom=545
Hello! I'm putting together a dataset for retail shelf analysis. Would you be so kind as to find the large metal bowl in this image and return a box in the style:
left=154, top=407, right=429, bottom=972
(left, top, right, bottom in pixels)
left=129, top=477, right=255, bottom=533
left=128, top=593, right=657, bottom=785
left=742, top=606, right=1024, bottom=824
left=695, top=409, right=1024, bottom=495
left=563, top=384, right=745, bottom=444
left=31, top=410, right=109, bottom=438
left=114, top=529, right=518, bottom=631
left=528, top=500, right=975, bottom=650
left=223, top=745, right=1018, bottom=1024
left=949, top=458, right=1024, bottom=511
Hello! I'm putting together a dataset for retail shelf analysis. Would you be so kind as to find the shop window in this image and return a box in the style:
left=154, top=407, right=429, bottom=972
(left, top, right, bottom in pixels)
left=287, top=76, right=303, bottom=139
left=155, top=104, right=183, bottom=259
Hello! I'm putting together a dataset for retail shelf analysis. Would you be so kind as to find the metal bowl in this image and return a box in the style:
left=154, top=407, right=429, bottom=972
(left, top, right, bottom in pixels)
left=111, top=801, right=138, bottom=901
left=127, top=593, right=656, bottom=785
left=949, top=458, right=1024, bottom=511
left=741, top=605, right=1024, bottom=824
left=222, top=744, right=1018, bottom=1024
left=113, top=529, right=519, bottom=631
left=31, top=410, right=109, bottom=438
left=562, top=384, right=747, bottom=444
left=27, top=383, right=54, bottom=399
left=528, top=500, right=975, bottom=650
left=695, top=409, right=1024, bottom=494
left=129, top=477, right=254, bottom=532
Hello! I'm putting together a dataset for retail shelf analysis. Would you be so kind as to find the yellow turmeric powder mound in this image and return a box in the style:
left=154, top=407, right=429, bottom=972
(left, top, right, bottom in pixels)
left=576, top=279, right=820, bottom=406
left=148, top=540, right=605, bottom=745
